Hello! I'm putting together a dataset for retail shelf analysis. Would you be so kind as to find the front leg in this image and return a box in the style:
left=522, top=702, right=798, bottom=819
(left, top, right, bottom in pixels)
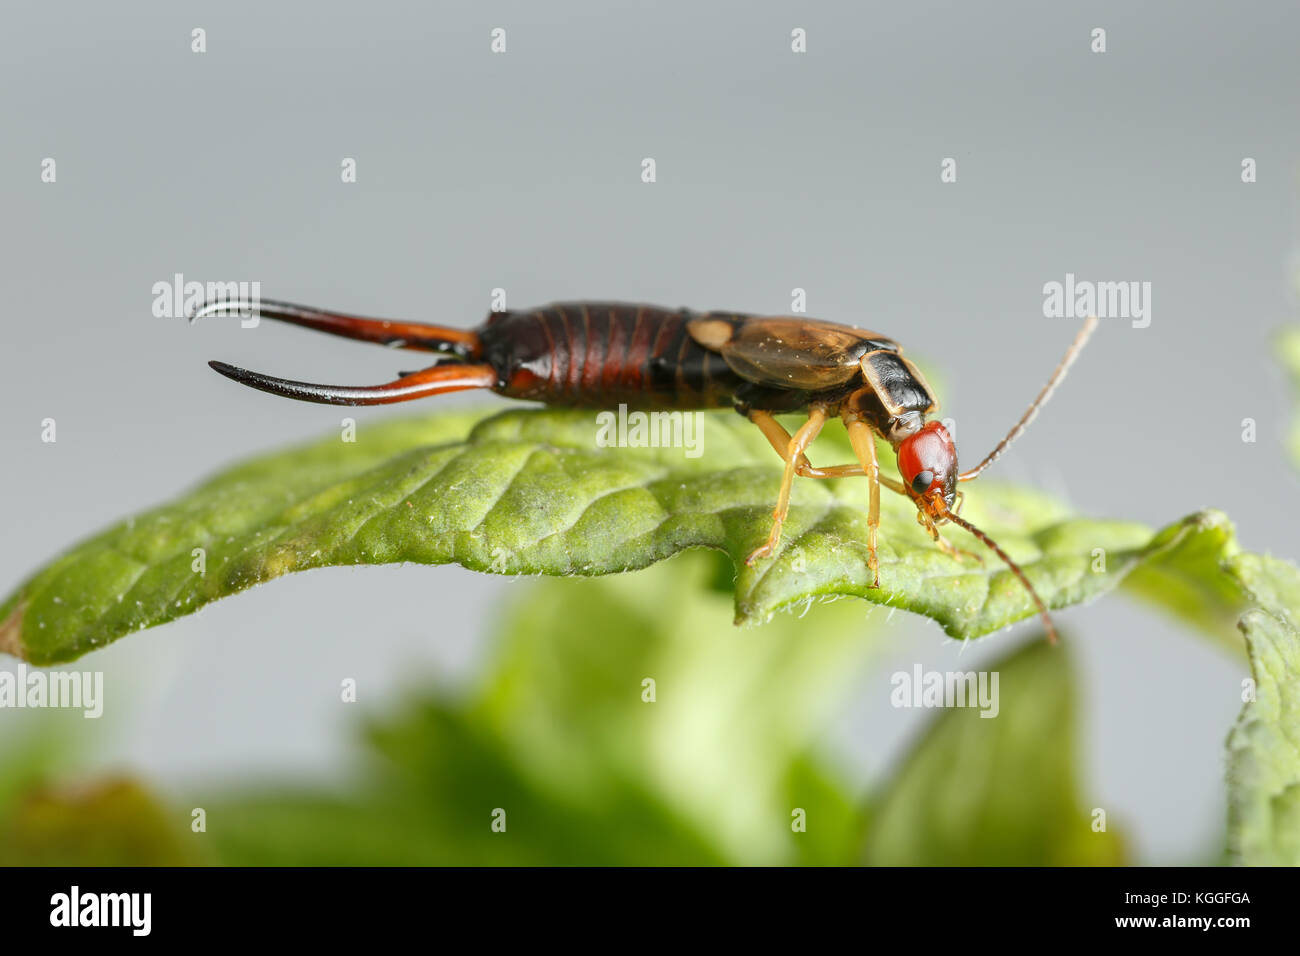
left=843, top=414, right=882, bottom=587
left=918, top=512, right=984, bottom=565
left=932, top=532, right=985, bottom=565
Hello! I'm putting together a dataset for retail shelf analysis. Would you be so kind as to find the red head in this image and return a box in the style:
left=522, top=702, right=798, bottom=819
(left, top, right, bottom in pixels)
left=882, top=316, right=1101, bottom=645
left=896, top=418, right=1056, bottom=643
left=896, top=421, right=958, bottom=518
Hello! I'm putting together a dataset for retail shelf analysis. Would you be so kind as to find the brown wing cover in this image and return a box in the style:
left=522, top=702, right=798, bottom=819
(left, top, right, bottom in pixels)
left=691, top=315, right=899, bottom=391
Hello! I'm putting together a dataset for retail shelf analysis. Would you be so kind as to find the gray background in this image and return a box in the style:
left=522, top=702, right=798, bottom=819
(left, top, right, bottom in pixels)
left=2, top=0, right=1297, bottom=862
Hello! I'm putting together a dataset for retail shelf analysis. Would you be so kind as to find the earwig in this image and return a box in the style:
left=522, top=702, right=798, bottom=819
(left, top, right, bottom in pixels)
left=193, top=298, right=1098, bottom=642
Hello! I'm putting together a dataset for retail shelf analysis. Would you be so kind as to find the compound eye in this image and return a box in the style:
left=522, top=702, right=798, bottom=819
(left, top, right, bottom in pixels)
left=911, top=470, right=935, bottom=494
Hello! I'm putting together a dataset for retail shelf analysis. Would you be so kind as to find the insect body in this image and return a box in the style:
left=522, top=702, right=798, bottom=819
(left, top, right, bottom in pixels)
left=196, top=299, right=1098, bottom=642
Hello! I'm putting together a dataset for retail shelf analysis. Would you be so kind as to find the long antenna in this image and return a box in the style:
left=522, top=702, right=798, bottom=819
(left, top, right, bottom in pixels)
left=958, top=315, right=1099, bottom=482
left=945, top=510, right=1058, bottom=644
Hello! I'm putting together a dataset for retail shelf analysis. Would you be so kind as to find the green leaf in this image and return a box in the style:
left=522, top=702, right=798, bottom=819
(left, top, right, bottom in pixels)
left=204, top=702, right=730, bottom=867
left=1225, top=552, right=1300, bottom=865
left=0, top=408, right=1246, bottom=664
left=465, top=549, right=883, bottom=864
left=1120, top=509, right=1248, bottom=649
left=203, top=550, right=883, bottom=865
left=863, top=639, right=1127, bottom=865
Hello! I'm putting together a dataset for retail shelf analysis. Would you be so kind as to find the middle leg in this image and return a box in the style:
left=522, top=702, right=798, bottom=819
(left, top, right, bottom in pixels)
left=747, top=409, right=866, bottom=479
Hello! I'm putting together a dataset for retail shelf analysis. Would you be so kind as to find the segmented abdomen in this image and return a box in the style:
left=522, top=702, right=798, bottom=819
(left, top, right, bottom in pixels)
left=477, top=303, right=746, bottom=409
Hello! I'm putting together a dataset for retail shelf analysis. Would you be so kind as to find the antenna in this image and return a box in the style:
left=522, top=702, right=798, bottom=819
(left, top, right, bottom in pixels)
left=958, top=316, right=1099, bottom=482
left=945, top=510, right=1058, bottom=644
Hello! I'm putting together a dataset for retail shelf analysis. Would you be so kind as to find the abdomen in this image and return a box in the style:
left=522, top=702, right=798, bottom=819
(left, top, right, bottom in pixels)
left=477, top=303, right=747, bottom=409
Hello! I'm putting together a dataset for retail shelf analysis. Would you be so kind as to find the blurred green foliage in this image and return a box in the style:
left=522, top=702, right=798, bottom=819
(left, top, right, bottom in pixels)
left=865, top=640, right=1124, bottom=865
left=0, top=551, right=1134, bottom=866
left=0, top=775, right=197, bottom=866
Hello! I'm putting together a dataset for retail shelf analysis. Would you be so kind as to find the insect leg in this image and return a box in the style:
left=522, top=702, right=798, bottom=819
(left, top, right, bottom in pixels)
left=208, top=361, right=498, bottom=406
left=843, top=415, right=882, bottom=587
left=744, top=406, right=828, bottom=566
left=747, top=410, right=865, bottom=478
left=930, top=529, right=985, bottom=565
left=878, top=473, right=908, bottom=496
left=799, top=463, right=868, bottom=478
left=913, top=507, right=984, bottom=566
left=748, top=410, right=914, bottom=496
